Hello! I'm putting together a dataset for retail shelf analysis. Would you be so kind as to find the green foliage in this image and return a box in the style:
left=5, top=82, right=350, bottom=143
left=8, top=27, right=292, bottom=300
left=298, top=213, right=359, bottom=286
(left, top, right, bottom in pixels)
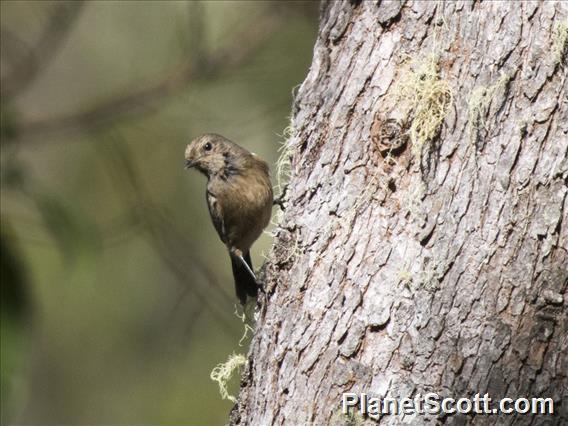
left=0, top=103, right=18, bottom=140
left=35, top=192, right=99, bottom=260
left=0, top=225, right=31, bottom=423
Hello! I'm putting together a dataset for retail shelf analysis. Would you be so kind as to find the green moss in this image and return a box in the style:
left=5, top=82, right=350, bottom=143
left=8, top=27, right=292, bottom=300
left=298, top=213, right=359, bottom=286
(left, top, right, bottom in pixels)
left=0, top=103, right=19, bottom=141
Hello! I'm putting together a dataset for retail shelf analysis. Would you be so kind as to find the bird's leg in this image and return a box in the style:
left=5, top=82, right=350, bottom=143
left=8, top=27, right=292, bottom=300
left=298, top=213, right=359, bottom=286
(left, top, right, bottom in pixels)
left=273, top=184, right=289, bottom=209
left=230, top=247, right=257, bottom=282
left=238, top=255, right=257, bottom=282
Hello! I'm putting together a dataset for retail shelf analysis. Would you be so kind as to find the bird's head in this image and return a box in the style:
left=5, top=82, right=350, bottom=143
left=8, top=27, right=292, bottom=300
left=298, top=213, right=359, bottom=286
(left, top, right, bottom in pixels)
left=184, top=133, right=232, bottom=177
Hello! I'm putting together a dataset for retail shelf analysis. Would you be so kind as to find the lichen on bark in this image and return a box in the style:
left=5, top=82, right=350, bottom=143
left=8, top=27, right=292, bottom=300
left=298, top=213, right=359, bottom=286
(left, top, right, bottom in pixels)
left=231, top=2, right=568, bottom=425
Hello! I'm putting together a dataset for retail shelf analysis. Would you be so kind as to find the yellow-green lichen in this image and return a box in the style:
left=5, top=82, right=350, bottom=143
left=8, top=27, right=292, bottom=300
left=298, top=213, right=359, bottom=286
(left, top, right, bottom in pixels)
left=397, top=269, right=414, bottom=288
left=269, top=118, right=294, bottom=233
left=414, top=264, right=441, bottom=292
left=552, top=21, right=568, bottom=67
left=330, top=407, right=365, bottom=426
left=264, top=118, right=302, bottom=261
left=234, top=305, right=255, bottom=347
left=467, top=72, right=512, bottom=143
left=275, top=118, right=295, bottom=197
left=209, top=308, right=255, bottom=403
left=398, top=265, right=440, bottom=293
left=404, top=180, right=427, bottom=224
left=337, top=172, right=382, bottom=232
left=210, top=353, right=246, bottom=403
left=393, top=54, right=453, bottom=161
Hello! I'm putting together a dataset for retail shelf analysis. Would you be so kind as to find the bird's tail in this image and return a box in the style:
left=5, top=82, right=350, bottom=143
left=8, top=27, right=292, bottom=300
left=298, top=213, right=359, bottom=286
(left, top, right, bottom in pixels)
left=230, top=251, right=258, bottom=305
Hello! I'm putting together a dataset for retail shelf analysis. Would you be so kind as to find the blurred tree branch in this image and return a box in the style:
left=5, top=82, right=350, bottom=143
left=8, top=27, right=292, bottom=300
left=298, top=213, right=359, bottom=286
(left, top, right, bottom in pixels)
left=187, top=1, right=207, bottom=67
left=1, top=1, right=85, bottom=101
left=4, top=8, right=283, bottom=145
left=98, top=131, right=241, bottom=336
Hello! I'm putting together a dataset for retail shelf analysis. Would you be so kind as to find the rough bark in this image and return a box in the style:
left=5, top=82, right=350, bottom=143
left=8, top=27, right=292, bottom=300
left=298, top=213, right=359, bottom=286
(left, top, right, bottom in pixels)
left=233, top=1, right=567, bottom=425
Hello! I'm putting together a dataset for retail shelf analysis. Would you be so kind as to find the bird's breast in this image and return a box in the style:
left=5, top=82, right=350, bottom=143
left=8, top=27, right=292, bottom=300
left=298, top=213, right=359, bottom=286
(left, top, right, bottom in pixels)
left=208, top=171, right=272, bottom=248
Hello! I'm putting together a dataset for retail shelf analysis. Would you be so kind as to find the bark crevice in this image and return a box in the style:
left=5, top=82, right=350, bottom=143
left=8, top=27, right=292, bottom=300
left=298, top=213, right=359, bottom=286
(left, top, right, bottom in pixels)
left=232, top=2, right=567, bottom=425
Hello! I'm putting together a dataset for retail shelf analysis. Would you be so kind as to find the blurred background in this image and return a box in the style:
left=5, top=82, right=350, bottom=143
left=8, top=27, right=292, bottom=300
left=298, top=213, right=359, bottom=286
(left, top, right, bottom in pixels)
left=0, top=1, right=317, bottom=424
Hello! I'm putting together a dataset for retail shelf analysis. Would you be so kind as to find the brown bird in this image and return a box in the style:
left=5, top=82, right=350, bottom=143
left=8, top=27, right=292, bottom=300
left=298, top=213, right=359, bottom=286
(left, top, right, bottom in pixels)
left=184, top=133, right=273, bottom=304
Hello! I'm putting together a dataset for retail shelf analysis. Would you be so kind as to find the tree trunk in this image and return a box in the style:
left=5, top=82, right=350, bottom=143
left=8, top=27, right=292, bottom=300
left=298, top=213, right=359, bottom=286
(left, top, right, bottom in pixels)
left=232, top=1, right=567, bottom=425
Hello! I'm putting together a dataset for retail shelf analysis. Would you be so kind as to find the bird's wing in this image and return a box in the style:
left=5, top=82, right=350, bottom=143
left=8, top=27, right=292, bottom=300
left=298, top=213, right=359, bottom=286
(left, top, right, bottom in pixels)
left=206, top=190, right=227, bottom=244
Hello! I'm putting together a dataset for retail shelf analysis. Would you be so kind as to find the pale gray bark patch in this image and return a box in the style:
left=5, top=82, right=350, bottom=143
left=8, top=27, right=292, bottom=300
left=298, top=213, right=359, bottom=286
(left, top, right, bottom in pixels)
left=231, top=1, right=568, bottom=425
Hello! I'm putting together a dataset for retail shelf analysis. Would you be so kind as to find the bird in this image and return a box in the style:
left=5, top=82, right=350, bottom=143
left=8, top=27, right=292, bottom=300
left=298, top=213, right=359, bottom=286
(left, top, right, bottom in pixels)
left=184, top=133, right=273, bottom=304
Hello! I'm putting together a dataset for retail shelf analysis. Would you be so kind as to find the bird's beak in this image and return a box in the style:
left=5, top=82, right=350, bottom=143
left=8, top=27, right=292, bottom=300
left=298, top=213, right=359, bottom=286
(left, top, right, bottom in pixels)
left=184, top=159, right=195, bottom=169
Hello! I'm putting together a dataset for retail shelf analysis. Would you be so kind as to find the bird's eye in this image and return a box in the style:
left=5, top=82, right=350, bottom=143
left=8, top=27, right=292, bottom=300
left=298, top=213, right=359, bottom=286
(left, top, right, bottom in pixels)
left=203, top=142, right=212, bottom=151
